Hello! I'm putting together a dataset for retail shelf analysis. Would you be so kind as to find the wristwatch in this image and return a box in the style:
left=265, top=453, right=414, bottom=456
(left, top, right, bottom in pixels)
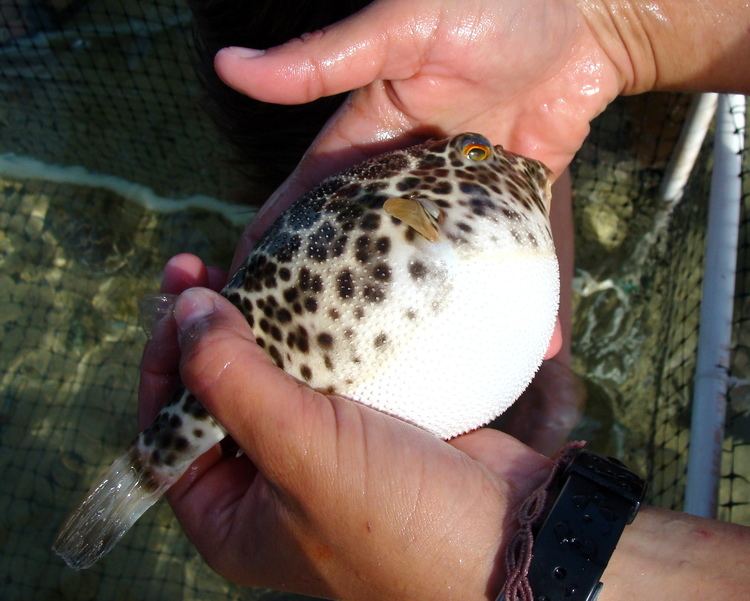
left=525, top=450, right=647, bottom=601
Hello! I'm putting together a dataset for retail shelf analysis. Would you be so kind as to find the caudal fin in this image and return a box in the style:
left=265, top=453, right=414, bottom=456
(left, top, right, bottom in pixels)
left=54, top=388, right=226, bottom=569
left=53, top=449, right=171, bottom=569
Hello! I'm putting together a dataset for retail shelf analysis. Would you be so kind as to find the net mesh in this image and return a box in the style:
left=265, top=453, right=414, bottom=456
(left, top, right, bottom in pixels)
left=721, top=98, right=750, bottom=524
left=1, top=0, right=748, bottom=599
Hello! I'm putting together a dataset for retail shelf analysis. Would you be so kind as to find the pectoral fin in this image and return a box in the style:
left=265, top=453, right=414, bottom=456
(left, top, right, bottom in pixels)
left=383, top=197, right=441, bottom=242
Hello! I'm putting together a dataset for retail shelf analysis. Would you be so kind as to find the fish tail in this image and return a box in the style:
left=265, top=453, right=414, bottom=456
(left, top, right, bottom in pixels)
left=54, top=388, right=226, bottom=569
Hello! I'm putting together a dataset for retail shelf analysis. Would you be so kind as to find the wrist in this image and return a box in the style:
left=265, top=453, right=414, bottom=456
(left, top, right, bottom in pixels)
left=575, top=0, right=658, bottom=95
left=391, top=440, right=555, bottom=601
left=577, top=0, right=750, bottom=95
left=480, top=452, right=556, bottom=600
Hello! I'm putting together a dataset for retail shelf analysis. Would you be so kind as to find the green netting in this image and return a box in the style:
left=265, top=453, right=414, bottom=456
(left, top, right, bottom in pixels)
left=1, top=0, right=749, bottom=599
left=721, top=100, right=750, bottom=524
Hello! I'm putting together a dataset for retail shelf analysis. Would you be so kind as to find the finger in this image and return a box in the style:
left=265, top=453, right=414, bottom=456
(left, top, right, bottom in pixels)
left=160, top=253, right=210, bottom=294
left=173, top=287, right=333, bottom=484
left=544, top=318, right=563, bottom=359
left=214, top=0, right=433, bottom=105
left=165, top=444, right=255, bottom=525
left=138, top=255, right=211, bottom=428
left=138, top=315, right=181, bottom=428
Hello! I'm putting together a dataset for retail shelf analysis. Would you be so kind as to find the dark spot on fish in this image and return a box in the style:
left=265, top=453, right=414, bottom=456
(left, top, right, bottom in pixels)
left=271, top=232, right=302, bottom=263
left=409, top=261, right=427, bottom=280
left=298, top=267, right=311, bottom=291
left=283, top=287, right=299, bottom=303
left=417, top=153, right=446, bottom=169
left=227, top=292, right=242, bottom=310
left=355, top=235, right=371, bottom=263
left=363, top=284, right=385, bottom=303
left=269, top=345, right=284, bottom=368
left=396, top=176, right=420, bottom=192
left=373, top=262, right=391, bottom=281
left=307, top=221, right=336, bottom=262
left=374, top=333, right=388, bottom=348
left=300, top=365, right=312, bottom=381
left=459, top=182, right=489, bottom=196
left=433, top=181, right=453, bottom=195
left=337, top=270, right=355, bottom=299
left=376, top=236, right=391, bottom=254
left=365, top=180, right=388, bottom=193
left=157, top=431, right=173, bottom=449
left=297, top=327, right=310, bottom=353
left=361, top=212, right=381, bottom=231
left=332, top=234, right=348, bottom=257
left=317, top=332, right=334, bottom=349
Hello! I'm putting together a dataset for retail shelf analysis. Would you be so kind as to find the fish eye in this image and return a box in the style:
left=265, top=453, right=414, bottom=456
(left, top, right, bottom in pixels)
left=463, top=143, right=491, bottom=161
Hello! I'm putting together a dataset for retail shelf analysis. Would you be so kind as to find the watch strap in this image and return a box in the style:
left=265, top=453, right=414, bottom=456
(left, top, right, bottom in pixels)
left=499, top=446, right=646, bottom=601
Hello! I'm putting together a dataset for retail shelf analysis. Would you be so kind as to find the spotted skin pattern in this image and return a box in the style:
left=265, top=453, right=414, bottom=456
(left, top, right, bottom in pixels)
left=133, top=132, right=554, bottom=476
left=54, top=133, right=558, bottom=568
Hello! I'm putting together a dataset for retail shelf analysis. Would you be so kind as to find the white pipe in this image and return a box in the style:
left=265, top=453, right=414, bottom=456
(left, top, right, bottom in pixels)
left=684, top=94, right=746, bottom=518
left=633, top=94, right=719, bottom=267
left=659, top=94, right=718, bottom=205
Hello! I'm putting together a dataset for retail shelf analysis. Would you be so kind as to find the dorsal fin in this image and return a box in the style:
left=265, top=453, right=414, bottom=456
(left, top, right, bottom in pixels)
left=383, top=197, right=441, bottom=242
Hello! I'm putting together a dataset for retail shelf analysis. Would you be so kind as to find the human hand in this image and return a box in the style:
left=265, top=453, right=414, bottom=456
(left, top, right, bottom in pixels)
left=215, top=0, right=631, bottom=270
left=139, top=253, right=554, bottom=600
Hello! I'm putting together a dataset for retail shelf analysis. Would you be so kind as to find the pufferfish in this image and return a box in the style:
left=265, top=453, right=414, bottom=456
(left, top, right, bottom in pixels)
left=54, top=133, right=559, bottom=569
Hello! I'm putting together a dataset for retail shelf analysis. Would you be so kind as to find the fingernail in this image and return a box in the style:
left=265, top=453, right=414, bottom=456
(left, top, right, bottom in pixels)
left=174, top=288, right=216, bottom=336
left=220, top=46, right=266, bottom=59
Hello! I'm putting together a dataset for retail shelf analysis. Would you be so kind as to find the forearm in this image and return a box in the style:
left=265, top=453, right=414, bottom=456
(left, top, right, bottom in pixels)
left=600, top=506, right=750, bottom=600
left=578, top=0, right=750, bottom=94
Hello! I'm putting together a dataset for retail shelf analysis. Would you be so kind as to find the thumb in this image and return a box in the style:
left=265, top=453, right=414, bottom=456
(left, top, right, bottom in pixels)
left=173, top=287, right=335, bottom=484
left=213, top=0, right=436, bottom=104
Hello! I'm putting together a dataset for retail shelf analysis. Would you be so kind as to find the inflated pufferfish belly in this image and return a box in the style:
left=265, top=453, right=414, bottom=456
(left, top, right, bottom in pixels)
left=225, top=133, right=559, bottom=437
left=54, top=133, right=559, bottom=570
